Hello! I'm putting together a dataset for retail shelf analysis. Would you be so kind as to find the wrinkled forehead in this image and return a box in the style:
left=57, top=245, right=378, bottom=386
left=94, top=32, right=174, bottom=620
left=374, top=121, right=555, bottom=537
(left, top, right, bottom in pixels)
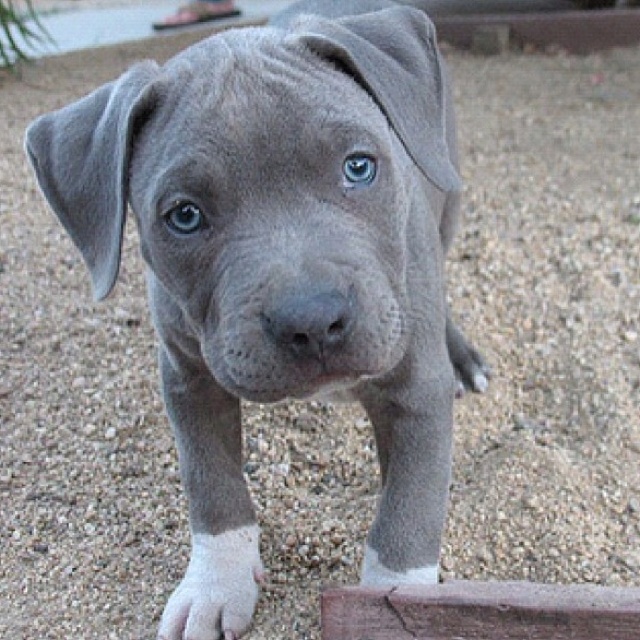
left=159, top=27, right=388, bottom=155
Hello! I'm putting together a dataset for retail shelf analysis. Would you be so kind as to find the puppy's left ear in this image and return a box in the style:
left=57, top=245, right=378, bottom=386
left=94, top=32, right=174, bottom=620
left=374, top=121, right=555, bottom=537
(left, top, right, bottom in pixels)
left=25, top=61, right=161, bottom=301
left=290, top=7, right=460, bottom=193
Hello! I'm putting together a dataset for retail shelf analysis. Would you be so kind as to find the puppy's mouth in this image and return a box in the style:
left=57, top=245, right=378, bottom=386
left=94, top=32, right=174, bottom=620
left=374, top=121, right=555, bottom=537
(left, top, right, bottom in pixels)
left=222, top=362, right=369, bottom=404
left=207, top=282, right=405, bottom=403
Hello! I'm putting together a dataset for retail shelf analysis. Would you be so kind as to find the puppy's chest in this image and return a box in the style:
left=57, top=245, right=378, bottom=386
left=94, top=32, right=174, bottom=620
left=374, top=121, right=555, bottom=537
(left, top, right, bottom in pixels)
left=308, top=380, right=361, bottom=404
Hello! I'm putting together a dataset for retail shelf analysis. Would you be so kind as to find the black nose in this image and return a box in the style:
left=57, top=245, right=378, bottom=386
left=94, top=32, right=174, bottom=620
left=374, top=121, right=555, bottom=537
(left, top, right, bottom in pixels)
left=261, top=288, right=355, bottom=360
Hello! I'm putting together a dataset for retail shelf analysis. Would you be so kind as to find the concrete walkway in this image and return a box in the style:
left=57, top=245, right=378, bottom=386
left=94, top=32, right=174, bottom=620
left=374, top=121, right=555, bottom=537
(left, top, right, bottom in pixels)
left=5, top=1, right=294, bottom=60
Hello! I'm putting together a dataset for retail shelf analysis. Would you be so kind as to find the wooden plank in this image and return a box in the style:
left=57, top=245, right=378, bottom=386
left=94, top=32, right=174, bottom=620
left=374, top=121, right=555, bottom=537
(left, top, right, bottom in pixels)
left=322, top=581, right=640, bottom=639
left=433, top=9, right=640, bottom=54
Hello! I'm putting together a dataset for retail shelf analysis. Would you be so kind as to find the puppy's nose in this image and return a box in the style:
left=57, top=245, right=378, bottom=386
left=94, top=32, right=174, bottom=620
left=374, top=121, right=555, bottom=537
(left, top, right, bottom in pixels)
left=261, top=289, right=355, bottom=360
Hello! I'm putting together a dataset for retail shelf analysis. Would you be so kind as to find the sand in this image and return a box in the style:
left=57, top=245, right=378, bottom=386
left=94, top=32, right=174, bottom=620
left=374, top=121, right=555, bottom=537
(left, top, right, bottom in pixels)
left=1, top=9, right=639, bottom=639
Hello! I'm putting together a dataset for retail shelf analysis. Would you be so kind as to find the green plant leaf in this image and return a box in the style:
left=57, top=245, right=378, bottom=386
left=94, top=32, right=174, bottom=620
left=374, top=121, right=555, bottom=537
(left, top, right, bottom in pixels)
left=0, top=0, right=55, bottom=70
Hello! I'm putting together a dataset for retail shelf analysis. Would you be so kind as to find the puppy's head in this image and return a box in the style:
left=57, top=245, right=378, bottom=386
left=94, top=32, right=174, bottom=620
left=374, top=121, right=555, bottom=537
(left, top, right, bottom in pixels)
left=25, top=8, right=459, bottom=401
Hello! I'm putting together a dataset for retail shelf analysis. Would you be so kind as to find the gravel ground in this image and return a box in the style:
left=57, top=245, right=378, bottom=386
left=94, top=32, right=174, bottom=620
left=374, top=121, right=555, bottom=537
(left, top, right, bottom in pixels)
left=1, top=16, right=639, bottom=640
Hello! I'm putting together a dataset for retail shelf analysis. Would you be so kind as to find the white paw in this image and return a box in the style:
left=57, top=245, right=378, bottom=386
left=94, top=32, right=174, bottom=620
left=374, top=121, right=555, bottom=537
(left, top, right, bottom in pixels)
left=360, top=544, right=439, bottom=586
left=472, top=370, right=489, bottom=394
left=158, top=525, right=263, bottom=640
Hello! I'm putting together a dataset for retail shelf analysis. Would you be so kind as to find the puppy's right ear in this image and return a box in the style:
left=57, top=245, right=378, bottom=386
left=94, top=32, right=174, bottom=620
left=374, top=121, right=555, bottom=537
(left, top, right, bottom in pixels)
left=25, top=61, right=161, bottom=301
left=290, top=7, right=460, bottom=194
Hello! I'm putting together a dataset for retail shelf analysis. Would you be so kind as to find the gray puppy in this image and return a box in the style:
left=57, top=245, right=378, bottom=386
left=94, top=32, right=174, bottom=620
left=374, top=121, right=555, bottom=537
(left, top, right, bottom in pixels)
left=25, top=1, right=489, bottom=638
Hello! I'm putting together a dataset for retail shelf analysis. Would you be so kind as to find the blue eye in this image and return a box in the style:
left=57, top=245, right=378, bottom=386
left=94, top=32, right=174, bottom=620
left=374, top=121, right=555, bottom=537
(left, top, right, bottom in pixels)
left=165, top=201, right=203, bottom=235
left=343, top=155, right=377, bottom=185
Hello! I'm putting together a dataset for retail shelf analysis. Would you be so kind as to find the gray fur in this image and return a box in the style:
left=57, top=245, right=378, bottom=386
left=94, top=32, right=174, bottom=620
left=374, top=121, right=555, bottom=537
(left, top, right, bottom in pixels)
left=25, top=1, right=489, bottom=638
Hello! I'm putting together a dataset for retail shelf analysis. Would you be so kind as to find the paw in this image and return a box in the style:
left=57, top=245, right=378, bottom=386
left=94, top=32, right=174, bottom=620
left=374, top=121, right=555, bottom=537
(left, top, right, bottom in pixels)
left=453, top=348, right=490, bottom=397
left=158, top=525, right=263, bottom=640
left=446, top=319, right=490, bottom=396
left=360, top=544, right=438, bottom=587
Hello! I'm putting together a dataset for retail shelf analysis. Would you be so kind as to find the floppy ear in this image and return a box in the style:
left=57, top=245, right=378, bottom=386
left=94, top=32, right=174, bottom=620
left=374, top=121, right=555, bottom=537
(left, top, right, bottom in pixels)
left=290, top=6, right=460, bottom=193
left=25, top=61, right=161, bottom=301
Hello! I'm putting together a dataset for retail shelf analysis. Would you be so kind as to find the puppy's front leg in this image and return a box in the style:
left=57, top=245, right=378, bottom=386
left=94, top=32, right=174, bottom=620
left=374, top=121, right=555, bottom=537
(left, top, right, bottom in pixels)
left=359, top=365, right=454, bottom=586
left=157, top=349, right=262, bottom=640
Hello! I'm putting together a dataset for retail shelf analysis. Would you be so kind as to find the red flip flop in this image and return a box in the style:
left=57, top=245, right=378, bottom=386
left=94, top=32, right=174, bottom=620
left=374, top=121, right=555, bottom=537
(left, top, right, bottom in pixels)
left=153, top=2, right=242, bottom=31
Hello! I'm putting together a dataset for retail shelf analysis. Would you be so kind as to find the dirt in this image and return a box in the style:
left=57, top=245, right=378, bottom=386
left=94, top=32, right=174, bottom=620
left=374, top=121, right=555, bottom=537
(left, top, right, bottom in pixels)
left=1, top=11, right=639, bottom=640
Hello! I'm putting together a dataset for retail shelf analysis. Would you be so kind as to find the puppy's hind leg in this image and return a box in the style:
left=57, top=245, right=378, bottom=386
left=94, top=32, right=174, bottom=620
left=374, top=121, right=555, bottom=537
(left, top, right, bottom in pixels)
left=446, top=314, right=490, bottom=396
